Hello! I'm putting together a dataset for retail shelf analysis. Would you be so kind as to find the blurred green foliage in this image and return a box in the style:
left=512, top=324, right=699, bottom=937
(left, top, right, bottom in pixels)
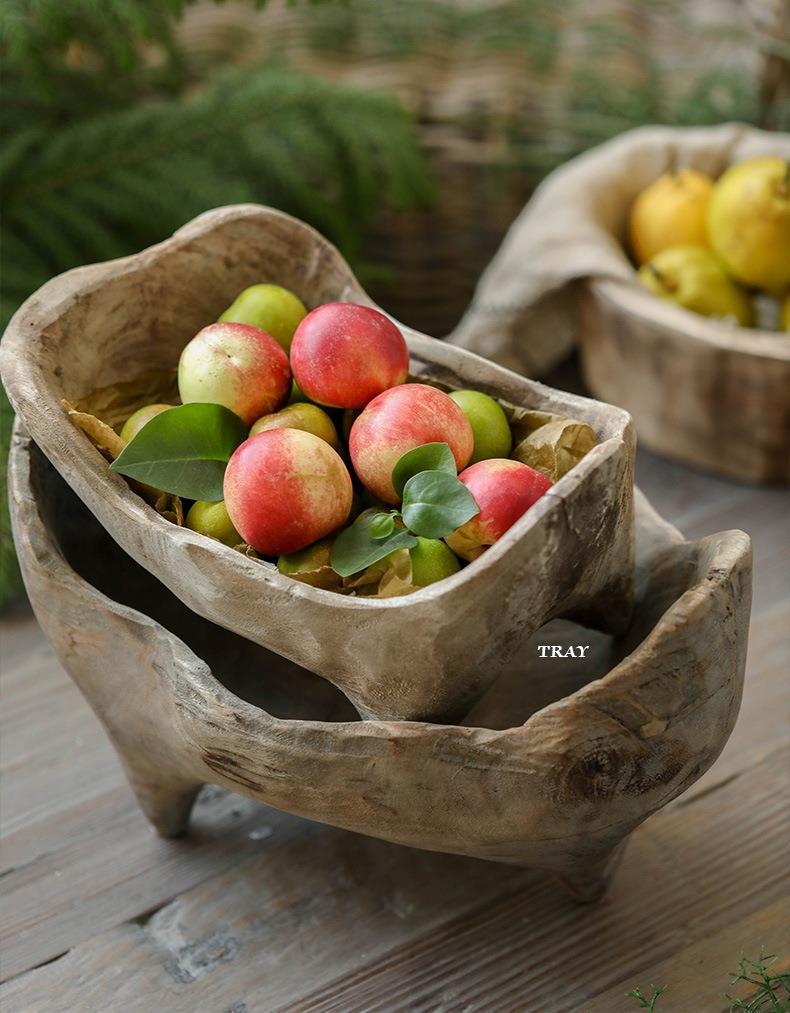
left=0, top=0, right=432, bottom=607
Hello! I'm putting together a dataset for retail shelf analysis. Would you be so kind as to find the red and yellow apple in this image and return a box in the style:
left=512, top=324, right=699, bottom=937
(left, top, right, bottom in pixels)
left=178, top=322, right=290, bottom=426
left=349, top=383, right=474, bottom=504
left=223, top=428, right=353, bottom=555
left=290, top=302, right=409, bottom=409
left=445, top=458, right=551, bottom=560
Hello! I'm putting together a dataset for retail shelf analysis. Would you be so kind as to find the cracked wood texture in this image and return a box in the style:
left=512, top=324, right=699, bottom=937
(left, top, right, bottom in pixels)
left=1, top=428, right=786, bottom=1010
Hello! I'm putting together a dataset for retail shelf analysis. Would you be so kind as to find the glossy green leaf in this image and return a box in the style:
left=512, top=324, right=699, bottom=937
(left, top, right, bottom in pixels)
left=391, top=442, right=456, bottom=498
left=330, top=515, right=417, bottom=577
left=401, top=470, right=479, bottom=539
left=110, top=402, right=247, bottom=501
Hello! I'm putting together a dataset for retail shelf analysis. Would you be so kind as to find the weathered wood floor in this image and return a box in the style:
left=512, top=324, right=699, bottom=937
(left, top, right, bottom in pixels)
left=1, top=433, right=788, bottom=1012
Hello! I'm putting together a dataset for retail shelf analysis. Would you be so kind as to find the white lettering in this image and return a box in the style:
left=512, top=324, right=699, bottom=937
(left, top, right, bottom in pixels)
left=536, top=645, right=592, bottom=659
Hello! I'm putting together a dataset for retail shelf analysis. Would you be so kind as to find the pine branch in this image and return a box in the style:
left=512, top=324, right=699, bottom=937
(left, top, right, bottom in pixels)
left=0, top=66, right=432, bottom=329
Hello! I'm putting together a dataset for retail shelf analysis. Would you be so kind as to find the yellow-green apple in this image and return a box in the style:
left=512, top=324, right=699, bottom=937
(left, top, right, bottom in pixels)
left=445, top=458, right=551, bottom=561
left=178, top=322, right=290, bottom=426
left=185, top=500, right=240, bottom=547
left=290, top=302, right=409, bottom=409
left=250, top=402, right=339, bottom=450
left=219, top=283, right=307, bottom=352
left=223, top=429, right=353, bottom=555
left=120, top=403, right=173, bottom=443
left=448, top=389, right=512, bottom=463
left=408, top=537, right=461, bottom=586
left=349, top=383, right=474, bottom=504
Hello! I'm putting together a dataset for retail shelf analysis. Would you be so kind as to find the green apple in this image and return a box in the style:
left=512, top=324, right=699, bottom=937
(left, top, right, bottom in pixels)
left=219, top=283, right=307, bottom=352
left=408, top=537, right=461, bottom=587
left=448, top=389, right=512, bottom=464
left=249, top=402, right=339, bottom=450
left=185, top=500, right=240, bottom=547
left=119, top=403, right=172, bottom=443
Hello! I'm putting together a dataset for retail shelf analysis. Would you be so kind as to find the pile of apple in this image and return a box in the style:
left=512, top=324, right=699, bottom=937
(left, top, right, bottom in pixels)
left=629, top=155, right=790, bottom=330
left=117, top=284, right=553, bottom=592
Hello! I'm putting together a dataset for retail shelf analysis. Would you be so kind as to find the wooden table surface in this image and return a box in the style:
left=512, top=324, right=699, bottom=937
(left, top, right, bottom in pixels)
left=1, top=406, right=789, bottom=1011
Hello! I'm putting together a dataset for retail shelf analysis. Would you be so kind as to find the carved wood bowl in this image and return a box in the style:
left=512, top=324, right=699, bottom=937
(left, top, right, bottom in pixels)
left=0, top=205, right=635, bottom=723
left=9, top=428, right=752, bottom=901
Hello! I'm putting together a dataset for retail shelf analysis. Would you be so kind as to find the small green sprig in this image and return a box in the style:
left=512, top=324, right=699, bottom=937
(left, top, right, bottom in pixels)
left=725, top=948, right=790, bottom=1013
left=626, top=984, right=667, bottom=1011
left=329, top=442, right=478, bottom=578
left=627, top=950, right=790, bottom=1013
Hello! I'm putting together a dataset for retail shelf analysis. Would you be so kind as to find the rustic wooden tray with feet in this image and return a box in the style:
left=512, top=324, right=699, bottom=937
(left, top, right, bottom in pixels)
left=9, top=428, right=751, bottom=901
left=0, top=205, right=635, bottom=723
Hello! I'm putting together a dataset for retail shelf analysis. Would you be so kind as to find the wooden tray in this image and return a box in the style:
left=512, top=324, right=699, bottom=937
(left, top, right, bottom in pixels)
left=9, top=428, right=752, bottom=901
left=0, top=205, right=634, bottom=723
left=579, top=278, right=790, bottom=484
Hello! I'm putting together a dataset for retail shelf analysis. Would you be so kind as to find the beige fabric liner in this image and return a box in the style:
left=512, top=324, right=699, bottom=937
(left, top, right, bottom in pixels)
left=448, top=123, right=790, bottom=376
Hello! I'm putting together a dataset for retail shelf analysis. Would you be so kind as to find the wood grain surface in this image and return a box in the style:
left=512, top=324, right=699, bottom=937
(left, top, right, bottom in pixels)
left=1, top=432, right=788, bottom=1012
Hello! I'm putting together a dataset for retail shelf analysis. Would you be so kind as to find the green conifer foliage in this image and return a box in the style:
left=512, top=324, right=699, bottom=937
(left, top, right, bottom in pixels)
left=0, top=0, right=432, bottom=606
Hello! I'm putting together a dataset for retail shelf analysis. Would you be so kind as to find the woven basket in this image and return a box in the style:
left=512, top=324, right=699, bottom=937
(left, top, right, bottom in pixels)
left=174, top=0, right=764, bottom=335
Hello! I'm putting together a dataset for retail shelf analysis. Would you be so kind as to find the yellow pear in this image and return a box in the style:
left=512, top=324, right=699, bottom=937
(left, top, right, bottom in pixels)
left=708, top=156, right=790, bottom=290
left=629, top=169, right=714, bottom=264
left=638, top=245, right=753, bottom=326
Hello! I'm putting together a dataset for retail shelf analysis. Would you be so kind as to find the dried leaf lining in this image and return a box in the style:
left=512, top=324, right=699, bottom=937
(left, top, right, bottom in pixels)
left=73, top=368, right=179, bottom=430
left=62, top=399, right=184, bottom=524
left=506, top=406, right=597, bottom=481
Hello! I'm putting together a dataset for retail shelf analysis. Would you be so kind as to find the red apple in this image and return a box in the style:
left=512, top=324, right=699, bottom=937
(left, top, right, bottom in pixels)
left=290, top=302, right=409, bottom=409
left=223, top=429, right=353, bottom=555
left=178, top=322, right=290, bottom=426
left=445, top=459, right=551, bottom=560
left=349, top=383, right=474, bottom=504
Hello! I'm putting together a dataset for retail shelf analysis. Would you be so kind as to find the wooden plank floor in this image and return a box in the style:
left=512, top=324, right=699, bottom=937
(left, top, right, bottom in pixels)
left=1, top=433, right=789, bottom=1011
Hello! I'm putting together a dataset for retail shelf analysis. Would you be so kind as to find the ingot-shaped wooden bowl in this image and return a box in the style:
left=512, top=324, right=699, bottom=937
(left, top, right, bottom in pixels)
left=1, top=205, right=635, bottom=722
left=9, top=428, right=751, bottom=900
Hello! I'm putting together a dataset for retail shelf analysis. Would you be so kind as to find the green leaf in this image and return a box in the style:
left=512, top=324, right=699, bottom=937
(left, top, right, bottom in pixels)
left=401, top=471, right=479, bottom=539
left=391, top=442, right=456, bottom=498
left=331, top=516, right=417, bottom=577
left=110, top=402, right=247, bottom=500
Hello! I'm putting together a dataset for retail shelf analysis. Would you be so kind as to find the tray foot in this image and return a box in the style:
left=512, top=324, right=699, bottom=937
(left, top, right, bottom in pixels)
left=122, top=765, right=201, bottom=838
left=554, top=841, right=628, bottom=903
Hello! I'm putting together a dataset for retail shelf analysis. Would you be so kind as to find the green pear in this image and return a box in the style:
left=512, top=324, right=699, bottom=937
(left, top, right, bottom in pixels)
left=449, top=389, right=512, bottom=463
left=219, top=283, right=307, bottom=352
left=249, top=402, right=339, bottom=450
left=638, top=245, right=753, bottom=326
left=185, top=500, right=241, bottom=547
left=407, top=537, right=461, bottom=587
left=708, top=157, right=790, bottom=291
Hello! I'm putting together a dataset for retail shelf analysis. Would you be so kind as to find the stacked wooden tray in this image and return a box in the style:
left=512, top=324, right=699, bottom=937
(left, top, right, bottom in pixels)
left=1, top=207, right=752, bottom=899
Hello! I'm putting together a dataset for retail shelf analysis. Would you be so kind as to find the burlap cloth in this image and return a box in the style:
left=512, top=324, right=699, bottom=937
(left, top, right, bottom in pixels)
left=448, top=123, right=790, bottom=376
